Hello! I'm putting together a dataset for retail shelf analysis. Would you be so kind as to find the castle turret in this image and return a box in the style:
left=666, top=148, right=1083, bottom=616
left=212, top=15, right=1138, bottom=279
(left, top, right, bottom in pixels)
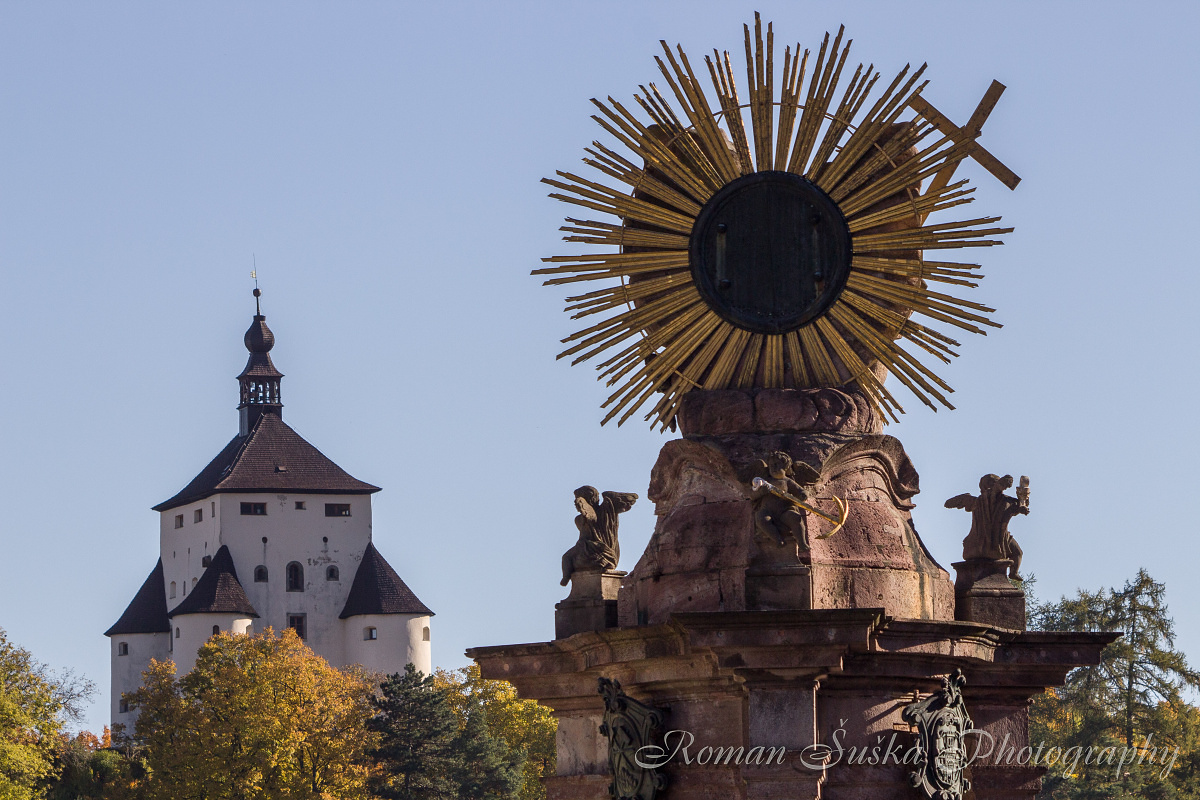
left=105, top=560, right=172, bottom=724
left=340, top=542, right=434, bottom=675
left=167, top=545, right=258, bottom=673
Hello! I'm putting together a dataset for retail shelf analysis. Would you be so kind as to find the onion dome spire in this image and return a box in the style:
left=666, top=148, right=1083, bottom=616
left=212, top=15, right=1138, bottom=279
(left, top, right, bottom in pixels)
left=237, top=288, right=284, bottom=436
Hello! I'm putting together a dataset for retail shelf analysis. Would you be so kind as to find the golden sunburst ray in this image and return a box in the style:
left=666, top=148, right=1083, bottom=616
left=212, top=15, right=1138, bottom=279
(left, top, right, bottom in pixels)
left=536, top=14, right=1021, bottom=430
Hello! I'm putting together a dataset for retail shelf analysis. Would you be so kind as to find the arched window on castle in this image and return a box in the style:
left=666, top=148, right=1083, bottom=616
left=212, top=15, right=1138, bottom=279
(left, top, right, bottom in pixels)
left=286, top=562, right=304, bottom=592
left=326, top=566, right=339, bottom=581
left=170, top=581, right=177, bottom=599
left=254, top=566, right=268, bottom=583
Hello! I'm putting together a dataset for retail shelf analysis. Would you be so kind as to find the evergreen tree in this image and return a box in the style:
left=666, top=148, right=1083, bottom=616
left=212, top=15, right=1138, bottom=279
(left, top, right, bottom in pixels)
left=1030, top=569, right=1200, bottom=799
left=454, top=700, right=524, bottom=800
left=434, top=665, right=555, bottom=800
left=369, top=664, right=463, bottom=800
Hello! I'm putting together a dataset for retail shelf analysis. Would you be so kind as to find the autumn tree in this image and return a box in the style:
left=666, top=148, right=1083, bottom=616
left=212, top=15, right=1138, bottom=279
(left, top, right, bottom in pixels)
left=0, top=627, right=94, bottom=800
left=1030, top=569, right=1200, bottom=799
left=126, top=627, right=375, bottom=800
left=434, top=664, right=556, bottom=800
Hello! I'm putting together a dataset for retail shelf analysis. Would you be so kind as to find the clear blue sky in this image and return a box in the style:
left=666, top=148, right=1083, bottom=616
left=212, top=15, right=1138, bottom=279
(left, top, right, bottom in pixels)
left=1, top=2, right=1197, bottom=733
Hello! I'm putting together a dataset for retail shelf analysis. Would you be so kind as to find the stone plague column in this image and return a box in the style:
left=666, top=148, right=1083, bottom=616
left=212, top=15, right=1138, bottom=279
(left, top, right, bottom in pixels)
left=470, top=388, right=1116, bottom=800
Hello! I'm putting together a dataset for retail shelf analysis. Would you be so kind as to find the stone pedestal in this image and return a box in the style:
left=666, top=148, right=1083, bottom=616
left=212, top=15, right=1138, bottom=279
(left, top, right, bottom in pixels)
left=745, top=563, right=812, bottom=610
left=472, top=389, right=1115, bottom=800
left=954, top=559, right=1026, bottom=630
left=555, top=570, right=625, bottom=639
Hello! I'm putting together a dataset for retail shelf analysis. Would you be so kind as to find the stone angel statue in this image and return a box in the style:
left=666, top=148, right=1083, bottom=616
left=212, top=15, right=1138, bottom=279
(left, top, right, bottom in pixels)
left=749, top=452, right=821, bottom=549
left=945, top=474, right=1030, bottom=580
left=560, top=486, right=638, bottom=587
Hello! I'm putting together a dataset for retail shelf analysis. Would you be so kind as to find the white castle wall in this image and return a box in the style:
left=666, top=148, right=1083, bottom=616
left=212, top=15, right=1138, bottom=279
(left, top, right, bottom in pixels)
left=172, top=613, right=254, bottom=674
left=109, top=632, right=170, bottom=726
left=160, top=491, right=373, bottom=666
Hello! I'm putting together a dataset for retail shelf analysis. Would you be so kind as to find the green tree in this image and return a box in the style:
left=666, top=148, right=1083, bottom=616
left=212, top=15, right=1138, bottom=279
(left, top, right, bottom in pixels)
left=127, top=627, right=375, bottom=800
left=369, top=665, right=462, bottom=800
left=0, top=627, right=93, bottom=800
left=454, top=700, right=522, bottom=800
left=48, top=731, right=132, bottom=800
left=434, top=665, right=555, bottom=800
left=1031, top=569, right=1200, bottom=799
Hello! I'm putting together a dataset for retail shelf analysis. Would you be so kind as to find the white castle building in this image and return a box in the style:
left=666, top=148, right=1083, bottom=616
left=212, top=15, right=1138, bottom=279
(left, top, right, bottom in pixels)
left=105, top=293, right=432, bottom=725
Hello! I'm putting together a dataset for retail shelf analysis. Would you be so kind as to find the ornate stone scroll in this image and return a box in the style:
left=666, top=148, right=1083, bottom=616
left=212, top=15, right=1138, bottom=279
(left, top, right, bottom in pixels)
left=598, top=677, right=667, bottom=800
left=902, top=669, right=973, bottom=800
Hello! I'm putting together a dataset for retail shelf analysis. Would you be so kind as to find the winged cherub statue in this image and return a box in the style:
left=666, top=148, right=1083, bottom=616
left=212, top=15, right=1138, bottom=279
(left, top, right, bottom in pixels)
left=945, top=474, right=1030, bottom=581
left=560, top=486, right=639, bottom=587
left=750, top=452, right=821, bottom=550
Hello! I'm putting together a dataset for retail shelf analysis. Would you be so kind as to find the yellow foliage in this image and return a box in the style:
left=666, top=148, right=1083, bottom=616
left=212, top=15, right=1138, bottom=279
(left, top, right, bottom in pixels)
left=0, top=627, right=70, bottom=800
left=129, top=628, right=376, bottom=800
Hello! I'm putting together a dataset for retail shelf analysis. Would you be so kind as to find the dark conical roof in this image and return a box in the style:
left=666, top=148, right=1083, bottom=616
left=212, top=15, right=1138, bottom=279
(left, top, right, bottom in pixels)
left=105, top=560, right=171, bottom=636
left=168, top=545, right=259, bottom=618
left=152, top=413, right=380, bottom=511
left=340, top=542, right=433, bottom=618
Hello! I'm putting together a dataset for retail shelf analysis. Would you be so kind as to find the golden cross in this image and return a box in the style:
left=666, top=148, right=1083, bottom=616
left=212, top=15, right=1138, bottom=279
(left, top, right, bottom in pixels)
left=908, top=80, right=1021, bottom=222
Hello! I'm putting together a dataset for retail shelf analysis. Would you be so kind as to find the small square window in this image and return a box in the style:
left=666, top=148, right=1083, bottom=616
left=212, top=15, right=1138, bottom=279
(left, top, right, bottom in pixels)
left=174, top=514, right=184, bottom=529
left=364, top=627, right=378, bottom=641
left=117, top=642, right=128, bottom=656
left=194, top=509, right=203, bottom=523
left=294, top=501, right=306, bottom=510
left=287, top=614, right=307, bottom=640
left=119, top=698, right=129, bottom=714
left=241, top=502, right=267, bottom=516
left=201, top=555, right=212, bottom=568
left=325, top=503, right=351, bottom=517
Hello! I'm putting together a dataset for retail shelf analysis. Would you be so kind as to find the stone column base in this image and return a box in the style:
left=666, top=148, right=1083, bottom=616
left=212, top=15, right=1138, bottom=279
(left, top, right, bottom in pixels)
left=953, top=559, right=1025, bottom=630
left=745, top=563, right=812, bottom=610
left=556, top=570, right=626, bottom=639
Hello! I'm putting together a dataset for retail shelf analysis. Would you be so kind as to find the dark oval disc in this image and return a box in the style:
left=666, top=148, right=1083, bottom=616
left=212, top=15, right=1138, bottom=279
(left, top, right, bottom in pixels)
left=689, top=171, right=852, bottom=335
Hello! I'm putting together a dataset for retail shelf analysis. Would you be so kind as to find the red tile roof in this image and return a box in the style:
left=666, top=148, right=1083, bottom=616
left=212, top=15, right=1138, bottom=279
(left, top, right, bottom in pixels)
left=153, top=413, right=380, bottom=512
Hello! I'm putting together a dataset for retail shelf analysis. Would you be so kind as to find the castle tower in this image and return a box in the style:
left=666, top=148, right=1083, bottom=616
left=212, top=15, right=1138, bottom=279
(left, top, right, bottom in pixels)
left=105, top=292, right=433, bottom=727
